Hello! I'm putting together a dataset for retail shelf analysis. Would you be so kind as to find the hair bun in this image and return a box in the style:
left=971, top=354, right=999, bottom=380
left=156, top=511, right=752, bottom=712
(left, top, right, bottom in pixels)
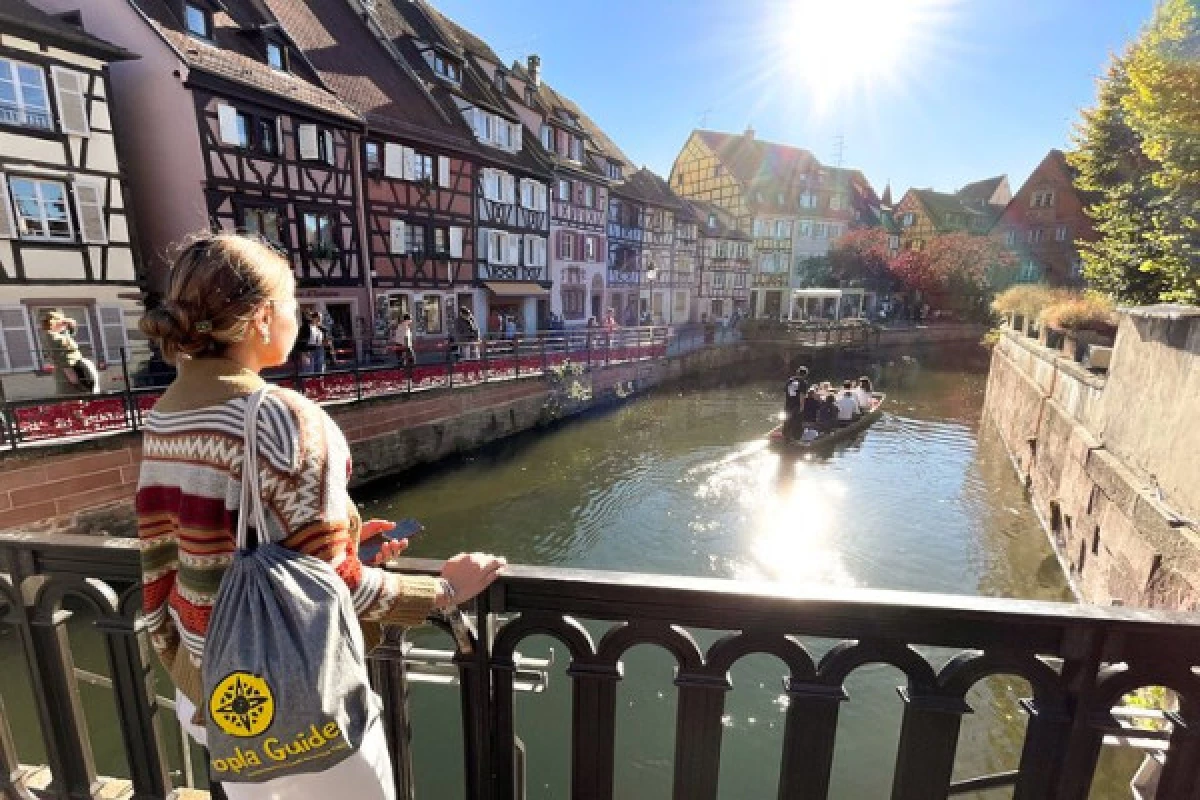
left=139, top=304, right=214, bottom=358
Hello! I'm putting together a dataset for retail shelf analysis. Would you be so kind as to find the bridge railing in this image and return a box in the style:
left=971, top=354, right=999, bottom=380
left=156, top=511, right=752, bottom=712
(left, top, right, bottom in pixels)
left=0, top=325, right=737, bottom=451
left=2, top=531, right=1198, bottom=799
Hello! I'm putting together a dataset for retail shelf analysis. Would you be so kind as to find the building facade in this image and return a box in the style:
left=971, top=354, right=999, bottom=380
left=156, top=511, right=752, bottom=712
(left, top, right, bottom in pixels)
left=688, top=200, right=751, bottom=322
left=894, top=176, right=1011, bottom=254
left=0, top=1, right=139, bottom=398
left=992, top=150, right=1096, bottom=287
left=606, top=187, right=644, bottom=326
left=373, top=0, right=552, bottom=334
left=265, top=0, right=480, bottom=344
left=49, top=0, right=370, bottom=349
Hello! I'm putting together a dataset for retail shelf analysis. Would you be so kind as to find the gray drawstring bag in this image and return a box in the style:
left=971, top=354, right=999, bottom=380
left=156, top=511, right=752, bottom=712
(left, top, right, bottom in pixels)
left=202, top=387, right=380, bottom=783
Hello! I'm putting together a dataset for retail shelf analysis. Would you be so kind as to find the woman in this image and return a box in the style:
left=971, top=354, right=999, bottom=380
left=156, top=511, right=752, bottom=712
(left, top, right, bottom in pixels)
left=136, top=234, right=504, bottom=799
left=41, top=310, right=96, bottom=395
left=391, top=313, right=415, bottom=366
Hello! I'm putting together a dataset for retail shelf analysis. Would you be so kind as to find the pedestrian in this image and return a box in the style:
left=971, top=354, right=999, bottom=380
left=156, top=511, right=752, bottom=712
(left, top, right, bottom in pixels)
left=392, top=313, right=414, bottom=366
left=455, top=306, right=480, bottom=360
left=782, top=368, right=806, bottom=439
left=41, top=310, right=98, bottom=395
left=136, top=233, right=505, bottom=800
left=836, top=379, right=862, bottom=425
left=816, top=394, right=839, bottom=432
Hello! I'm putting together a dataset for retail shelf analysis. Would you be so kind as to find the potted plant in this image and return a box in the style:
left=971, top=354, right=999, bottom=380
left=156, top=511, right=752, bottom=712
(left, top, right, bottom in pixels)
left=991, top=285, right=1062, bottom=338
left=1039, top=293, right=1117, bottom=362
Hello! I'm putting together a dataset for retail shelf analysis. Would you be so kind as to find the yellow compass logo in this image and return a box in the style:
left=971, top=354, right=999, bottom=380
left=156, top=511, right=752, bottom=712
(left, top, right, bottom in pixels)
left=209, top=672, right=275, bottom=738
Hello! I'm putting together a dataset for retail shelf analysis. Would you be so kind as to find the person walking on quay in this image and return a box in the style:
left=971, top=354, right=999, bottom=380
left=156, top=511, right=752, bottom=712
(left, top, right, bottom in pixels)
left=455, top=306, right=481, bottom=360
left=41, top=310, right=98, bottom=395
left=392, top=313, right=415, bottom=366
left=295, top=310, right=328, bottom=374
left=136, top=234, right=505, bottom=800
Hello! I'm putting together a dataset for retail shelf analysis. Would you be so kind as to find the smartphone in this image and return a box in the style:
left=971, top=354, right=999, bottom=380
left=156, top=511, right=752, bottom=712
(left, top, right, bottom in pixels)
left=358, top=518, right=424, bottom=564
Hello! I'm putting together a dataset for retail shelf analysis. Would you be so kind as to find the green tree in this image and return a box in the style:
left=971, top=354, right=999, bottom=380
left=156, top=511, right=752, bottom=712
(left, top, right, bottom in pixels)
left=1069, top=1, right=1200, bottom=304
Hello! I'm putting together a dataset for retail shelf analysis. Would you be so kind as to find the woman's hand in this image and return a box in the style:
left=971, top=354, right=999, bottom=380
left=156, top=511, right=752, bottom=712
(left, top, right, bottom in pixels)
left=439, top=552, right=506, bottom=607
left=361, top=519, right=410, bottom=566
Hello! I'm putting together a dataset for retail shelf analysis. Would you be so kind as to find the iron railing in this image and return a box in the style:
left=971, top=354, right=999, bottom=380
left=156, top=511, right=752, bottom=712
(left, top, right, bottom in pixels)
left=1, top=531, right=1198, bottom=799
left=0, top=325, right=735, bottom=451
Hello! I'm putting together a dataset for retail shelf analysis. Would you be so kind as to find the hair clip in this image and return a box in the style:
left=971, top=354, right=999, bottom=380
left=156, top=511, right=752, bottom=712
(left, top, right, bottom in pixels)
left=195, top=320, right=213, bottom=333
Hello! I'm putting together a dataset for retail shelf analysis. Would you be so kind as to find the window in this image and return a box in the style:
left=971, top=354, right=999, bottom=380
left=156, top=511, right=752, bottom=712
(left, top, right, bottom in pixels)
left=33, top=304, right=95, bottom=362
left=583, top=236, right=596, bottom=261
left=1005, top=229, right=1018, bottom=246
left=432, top=53, right=460, bottom=82
left=494, top=70, right=506, bottom=90
left=540, top=125, right=553, bottom=151
left=184, top=3, right=211, bottom=38
left=583, top=184, right=596, bottom=208
left=420, top=295, right=443, bottom=334
left=1031, top=190, right=1056, bottom=209
left=256, top=117, right=280, bottom=156
left=1056, top=225, right=1069, bottom=241
left=297, top=124, right=335, bottom=164
left=557, top=179, right=571, bottom=201
left=433, top=226, right=450, bottom=256
left=487, top=230, right=507, bottom=263
left=1018, top=260, right=1041, bottom=282
left=10, top=177, right=71, bottom=240
left=910, top=238, right=925, bottom=252
left=559, top=232, right=576, bottom=260
left=707, top=213, right=717, bottom=229
left=525, top=236, right=546, bottom=267
left=830, top=194, right=844, bottom=211
left=230, top=110, right=251, bottom=149
left=413, top=153, right=435, bottom=182
left=798, top=219, right=812, bottom=238
left=798, top=192, right=817, bottom=209
left=0, top=58, right=51, bottom=129
left=266, top=42, right=286, bottom=71
left=0, top=306, right=36, bottom=373
left=607, top=161, right=622, bottom=181
left=241, top=205, right=284, bottom=248
left=569, top=137, right=583, bottom=162
left=364, top=141, right=381, bottom=174
left=887, top=234, right=900, bottom=251
left=774, top=219, right=790, bottom=239
left=1029, top=228, right=1045, bottom=243
left=813, top=222, right=827, bottom=239
left=711, top=165, right=720, bottom=178
left=302, top=211, right=337, bottom=257
left=406, top=224, right=427, bottom=255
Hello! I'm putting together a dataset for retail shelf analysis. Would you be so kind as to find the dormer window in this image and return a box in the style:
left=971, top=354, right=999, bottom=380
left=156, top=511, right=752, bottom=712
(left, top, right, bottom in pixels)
left=540, top=124, right=552, bottom=151
left=525, top=86, right=536, bottom=105
left=494, top=70, right=505, bottom=91
left=432, top=53, right=460, bottom=83
left=184, top=3, right=211, bottom=38
left=266, top=42, right=286, bottom=71
left=708, top=213, right=717, bottom=229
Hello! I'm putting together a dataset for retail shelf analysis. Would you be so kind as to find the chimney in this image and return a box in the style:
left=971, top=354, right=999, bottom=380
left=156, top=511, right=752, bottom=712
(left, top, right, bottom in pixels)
left=744, top=125, right=755, bottom=140
left=527, top=54, right=541, bottom=86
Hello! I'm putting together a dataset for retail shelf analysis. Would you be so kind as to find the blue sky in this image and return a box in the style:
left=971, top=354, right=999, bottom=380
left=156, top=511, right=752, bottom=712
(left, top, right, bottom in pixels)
left=434, top=0, right=1154, bottom=197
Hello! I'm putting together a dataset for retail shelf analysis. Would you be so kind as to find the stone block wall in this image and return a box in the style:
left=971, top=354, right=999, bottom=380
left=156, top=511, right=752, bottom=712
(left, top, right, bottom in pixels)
left=984, top=322, right=1200, bottom=610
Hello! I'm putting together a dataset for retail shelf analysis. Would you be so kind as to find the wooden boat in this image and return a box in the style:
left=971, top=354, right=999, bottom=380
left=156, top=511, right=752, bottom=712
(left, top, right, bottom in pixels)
left=767, top=393, right=886, bottom=450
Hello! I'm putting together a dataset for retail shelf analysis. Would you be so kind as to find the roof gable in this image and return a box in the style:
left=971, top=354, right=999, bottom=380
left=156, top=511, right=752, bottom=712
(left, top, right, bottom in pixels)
left=0, top=0, right=134, bottom=60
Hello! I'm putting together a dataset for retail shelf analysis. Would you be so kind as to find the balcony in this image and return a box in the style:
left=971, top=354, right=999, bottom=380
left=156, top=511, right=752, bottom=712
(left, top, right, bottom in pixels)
left=2, top=531, right=1199, bottom=799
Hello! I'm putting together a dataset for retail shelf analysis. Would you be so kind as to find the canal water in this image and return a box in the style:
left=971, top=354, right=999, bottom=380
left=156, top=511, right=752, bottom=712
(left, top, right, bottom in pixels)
left=0, top=348, right=1141, bottom=797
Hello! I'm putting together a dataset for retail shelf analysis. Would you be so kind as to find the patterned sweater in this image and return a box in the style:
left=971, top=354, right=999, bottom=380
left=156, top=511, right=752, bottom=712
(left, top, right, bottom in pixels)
left=136, top=356, right=438, bottom=707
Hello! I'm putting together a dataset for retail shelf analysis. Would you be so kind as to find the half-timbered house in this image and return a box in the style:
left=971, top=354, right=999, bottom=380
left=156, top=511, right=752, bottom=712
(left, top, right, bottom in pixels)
left=606, top=185, right=646, bottom=326
left=262, top=0, right=479, bottom=344
left=65, top=0, right=368, bottom=348
left=503, top=56, right=613, bottom=327
left=614, top=168, right=685, bottom=325
left=371, top=0, right=552, bottom=334
left=895, top=177, right=1010, bottom=255
left=0, top=0, right=139, bottom=399
left=687, top=199, right=751, bottom=323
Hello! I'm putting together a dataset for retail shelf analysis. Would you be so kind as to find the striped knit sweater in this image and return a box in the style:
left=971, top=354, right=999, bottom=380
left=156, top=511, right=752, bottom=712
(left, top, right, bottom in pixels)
left=136, top=356, right=438, bottom=708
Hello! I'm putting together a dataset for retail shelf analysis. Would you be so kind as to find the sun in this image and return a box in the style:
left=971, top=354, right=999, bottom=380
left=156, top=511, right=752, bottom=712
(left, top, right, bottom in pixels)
left=769, top=0, right=960, bottom=112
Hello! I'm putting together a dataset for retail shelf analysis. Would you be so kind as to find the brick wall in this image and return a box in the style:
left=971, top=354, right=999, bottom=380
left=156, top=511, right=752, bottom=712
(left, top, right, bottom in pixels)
left=0, top=441, right=142, bottom=531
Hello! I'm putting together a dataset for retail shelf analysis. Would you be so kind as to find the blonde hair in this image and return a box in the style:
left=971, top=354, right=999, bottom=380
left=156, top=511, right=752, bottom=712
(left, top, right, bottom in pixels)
left=140, top=233, right=293, bottom=361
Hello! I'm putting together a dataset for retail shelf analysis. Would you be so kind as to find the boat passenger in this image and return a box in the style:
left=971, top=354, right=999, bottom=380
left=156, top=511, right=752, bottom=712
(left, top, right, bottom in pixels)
left=783, top=368, right=806, bottom=439
left=816, top=394, right=839, bottom=432
left=802, top=387, right=821, bottom=424
left=836, top=380, right=862, bottom=426
left=855, top=376, right=874, bottom=412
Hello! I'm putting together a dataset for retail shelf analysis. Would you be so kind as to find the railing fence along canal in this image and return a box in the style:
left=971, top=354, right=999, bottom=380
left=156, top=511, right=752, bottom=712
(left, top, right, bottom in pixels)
left=1, top=532, right=1198, bottom=799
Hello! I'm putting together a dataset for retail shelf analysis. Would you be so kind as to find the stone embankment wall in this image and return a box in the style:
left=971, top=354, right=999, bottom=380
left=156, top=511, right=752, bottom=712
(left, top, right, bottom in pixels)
left=0, top=342, right=762, bottom=536
left=983, top=308, right=1200, bottom=609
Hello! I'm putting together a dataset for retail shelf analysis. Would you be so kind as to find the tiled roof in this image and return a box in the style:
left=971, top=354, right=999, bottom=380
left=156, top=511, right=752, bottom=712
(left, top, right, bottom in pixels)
left=131, top=0, right=358, bottom=121
left=957, top=175, right=1006, bottom=206
left=0, top=0, right=135, bottom=60
left=910, top=187, right=1004, bottom=232
left=260, top=0, right=470, bottom=146
left=616, top=167, right=685, bottom=210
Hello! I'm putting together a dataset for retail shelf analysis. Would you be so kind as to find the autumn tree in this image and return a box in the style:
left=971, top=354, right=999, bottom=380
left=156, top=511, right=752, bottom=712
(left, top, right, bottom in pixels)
left=827, top=228, right=896, bottom=290
left=886, top=233, right=1015, bottom=296
left=1069, top=0, right=1200, bottom=303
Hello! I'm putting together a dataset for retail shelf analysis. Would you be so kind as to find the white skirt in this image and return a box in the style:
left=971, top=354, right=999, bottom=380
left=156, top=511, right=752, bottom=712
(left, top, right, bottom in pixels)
left=177, top=690, right=395, bottom=800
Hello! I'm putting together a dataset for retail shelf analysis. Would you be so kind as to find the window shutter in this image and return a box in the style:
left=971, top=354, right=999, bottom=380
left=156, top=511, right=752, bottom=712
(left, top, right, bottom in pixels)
left=51, top=67, right=90, bottom=136
left=218, top=103, right=240, bottom=145
left=384, top=143, right=404, bottom=179
left=73, top=180, right=107, bottom=244
left=438, top=156, right=451, bottom=188
left=449, top=226, right=464, bottom=258
left=97, top=305, right=128, bottom=364
left=0, top=306, right=35, bottom=373
left=389, top=219, right=407, bottom=254
left=402, top=147, right=416, bottom=180
left=298, top=124, right=319, bottom=159
left=276, top=118, right=285, bottom=156
left=536, top=183, right=547, bottom=212
left=511, top=123, right=522, bottom=151
left=322, top=130, right=336, bottom=165
left=0, top=175, right=16, bottom=239
left=505, top=175, right=516, bottom=205
left=505, top=234, right=518, bottom=266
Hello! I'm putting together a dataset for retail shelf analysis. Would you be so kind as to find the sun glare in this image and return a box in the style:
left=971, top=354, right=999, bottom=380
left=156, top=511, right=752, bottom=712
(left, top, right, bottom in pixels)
left=770, top=0, right=960, bottom=112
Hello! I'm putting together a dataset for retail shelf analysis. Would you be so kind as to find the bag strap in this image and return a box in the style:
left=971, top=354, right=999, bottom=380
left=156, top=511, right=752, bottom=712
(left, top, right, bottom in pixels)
left=235, top=387, right=272, bottom=551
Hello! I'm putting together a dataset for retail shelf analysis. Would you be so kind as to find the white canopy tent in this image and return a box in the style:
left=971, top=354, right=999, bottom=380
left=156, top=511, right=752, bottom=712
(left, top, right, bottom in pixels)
left=788, top=289, right=866, bottom=322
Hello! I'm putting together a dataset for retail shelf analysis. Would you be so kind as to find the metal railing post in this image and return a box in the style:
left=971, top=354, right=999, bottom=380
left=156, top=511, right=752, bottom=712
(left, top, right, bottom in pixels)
left=369, top=627, right=417, bottom=800
left=482, top=337, right=490, bottom=384
left=119, top=346, right=136, bottom=433
left=447, top=337, right=454, bottom=390
left=540, top=333, right=548, bottom=375
left=515, top=338, right=521, bottom=381
left=354, top=340, right=363, bottom=402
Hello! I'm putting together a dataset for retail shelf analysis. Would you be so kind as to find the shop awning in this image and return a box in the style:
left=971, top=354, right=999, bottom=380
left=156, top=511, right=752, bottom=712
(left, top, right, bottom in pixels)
left=483, top=281, right=550, bottom=298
